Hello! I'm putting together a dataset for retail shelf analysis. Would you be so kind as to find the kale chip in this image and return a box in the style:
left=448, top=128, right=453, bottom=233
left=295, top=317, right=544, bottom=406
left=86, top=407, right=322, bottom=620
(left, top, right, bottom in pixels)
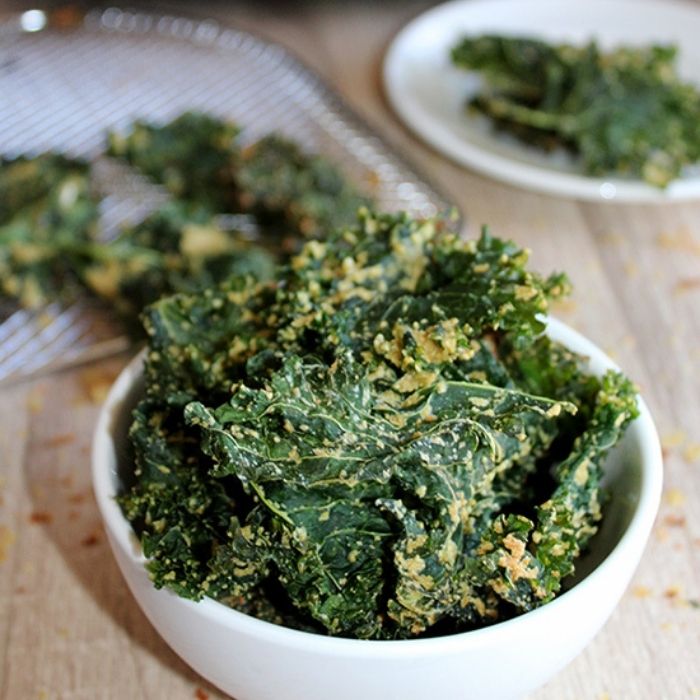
left=82, top=203, right=276, bottom=327
left=107, top=113, right=370, bottom=240
left=106, top=111, right=241, bottom=211
left=121, top=209, right=638, bottom=639
left=1, top=112, right=369, bottom=331
left=451, top=35, right=700, bottom=186
left=0, top=155, right=99, bottom=308
left=238, top=135, right=371, bottom=240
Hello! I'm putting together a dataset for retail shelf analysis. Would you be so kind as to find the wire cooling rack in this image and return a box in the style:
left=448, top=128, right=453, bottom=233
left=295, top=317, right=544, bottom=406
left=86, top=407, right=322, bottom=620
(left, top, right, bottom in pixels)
left=0, top=6, right=457, bottom=386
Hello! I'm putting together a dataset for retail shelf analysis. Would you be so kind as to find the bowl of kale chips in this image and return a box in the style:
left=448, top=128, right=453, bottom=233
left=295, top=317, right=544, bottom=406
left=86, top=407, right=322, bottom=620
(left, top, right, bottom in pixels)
left=93, top=210, right=662, bottom=700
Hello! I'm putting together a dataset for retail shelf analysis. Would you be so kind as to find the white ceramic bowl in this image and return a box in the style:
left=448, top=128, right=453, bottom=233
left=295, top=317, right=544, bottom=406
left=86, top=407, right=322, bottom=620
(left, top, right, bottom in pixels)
left=92, top=317, right=662, bottom=700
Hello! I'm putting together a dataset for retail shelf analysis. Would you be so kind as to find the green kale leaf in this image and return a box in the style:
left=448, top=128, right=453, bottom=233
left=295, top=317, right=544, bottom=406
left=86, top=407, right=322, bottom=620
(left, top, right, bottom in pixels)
left=122, top=209, right=639, bottom=639
left=0, top=156, right=99, bottom=308
left=451, top=36, right=700, bottom=186
left=82, top=202, right=275, bottom=327
left=107, top=111, right=241, bottom=211
left=238, top=135, right=371, bottom=240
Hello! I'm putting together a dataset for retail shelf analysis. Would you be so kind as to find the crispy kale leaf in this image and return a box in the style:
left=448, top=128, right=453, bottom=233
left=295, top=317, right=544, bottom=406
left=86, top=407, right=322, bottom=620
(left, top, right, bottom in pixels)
left=107, top=113, right=370, bottom=239
left=141, top=275, right=276, bottom=403
left=107, top=111, right=241, bottom=211
left=0, top=113, right=371, bottom=326
left=185, top=351, right=573, bottom=637
left=0, top=156, right=99, bottom=308
left=473, top=370, right=637, bottom=610
left=122, top=209, right=639, bottom=639
left=238, top=135, right=371, bottom=240
left=82, top=203, right=275, bottom=326
left=0, top=154, right=90, bottom=225
left=120, top=399, right=235, bottom=600
left=451, top=36, right=700, bottom=186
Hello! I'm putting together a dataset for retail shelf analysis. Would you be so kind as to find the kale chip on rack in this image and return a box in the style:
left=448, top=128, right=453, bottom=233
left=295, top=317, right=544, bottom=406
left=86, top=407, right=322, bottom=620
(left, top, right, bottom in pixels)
left=0, top=155, right=99, bottom=308
left=107, top=112, right=370, bottom=240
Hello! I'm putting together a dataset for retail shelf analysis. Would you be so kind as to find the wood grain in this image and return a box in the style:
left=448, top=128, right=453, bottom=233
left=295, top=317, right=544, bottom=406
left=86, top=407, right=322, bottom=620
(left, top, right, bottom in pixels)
left=0, top=2, right=698, bottom=699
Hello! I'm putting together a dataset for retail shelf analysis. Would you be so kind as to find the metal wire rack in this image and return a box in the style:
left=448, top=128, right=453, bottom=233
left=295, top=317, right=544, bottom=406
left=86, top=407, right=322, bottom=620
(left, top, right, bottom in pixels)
left=0, top=6, right=457, bottom=386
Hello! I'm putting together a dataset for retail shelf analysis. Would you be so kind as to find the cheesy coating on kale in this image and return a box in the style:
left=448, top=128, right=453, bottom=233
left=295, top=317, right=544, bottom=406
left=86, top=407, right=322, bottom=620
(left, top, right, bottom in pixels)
left=120, top=209, right=638, bottom=639
left=451, top=36, right=700, bottom=187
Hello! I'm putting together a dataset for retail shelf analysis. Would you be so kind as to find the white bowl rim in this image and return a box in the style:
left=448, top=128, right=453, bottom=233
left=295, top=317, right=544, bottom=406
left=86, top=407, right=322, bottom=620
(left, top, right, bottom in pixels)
left=92, top=316, right=662, bottom=657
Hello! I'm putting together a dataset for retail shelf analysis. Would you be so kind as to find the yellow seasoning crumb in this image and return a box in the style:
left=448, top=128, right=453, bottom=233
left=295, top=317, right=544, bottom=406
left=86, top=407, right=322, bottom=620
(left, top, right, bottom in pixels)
left=598, top=231, right=625, bottom=245
left=43, top=432, right=76, bottom=449
left=664, top=514, right=686, bottom=528
left=0, top=525, right=16, bottom=563
left=665, top=488, right=686, bottom=507
left=655, top=526, right=670, bottom=542
left=661, top=430, right=686, bottom=450
left=599, top=692, right=611, bottom=700
left=29, top=484, right=46, bottom=501
left=683, top=443, right=700, bottom=464
left=623, top=261, right=639, bottom=278
left=79, top=366, right=120, bottom=404
left=26, top=387, right=44, bottom=414
left=631, top=585, right=652, bottom=598
left=29, top=511, right=52, bottom=525
left=674, top=277, right=700, bottom=295
left=664, top=585, right=682, bottom=600
left=656, top=227, right=700, bottom=256
left=550, top=298, right=578, bottom=315
left=36, top=311, right=54, bottom=330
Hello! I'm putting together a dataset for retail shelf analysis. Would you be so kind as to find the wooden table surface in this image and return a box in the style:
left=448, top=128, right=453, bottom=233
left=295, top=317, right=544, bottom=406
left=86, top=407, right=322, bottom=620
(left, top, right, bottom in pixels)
left=0, top=1, right=699, bottom=698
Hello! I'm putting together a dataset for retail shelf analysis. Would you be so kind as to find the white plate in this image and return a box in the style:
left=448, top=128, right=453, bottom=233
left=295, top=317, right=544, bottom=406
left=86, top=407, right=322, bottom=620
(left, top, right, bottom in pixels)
left=383, top=0, right=700, bottom=202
